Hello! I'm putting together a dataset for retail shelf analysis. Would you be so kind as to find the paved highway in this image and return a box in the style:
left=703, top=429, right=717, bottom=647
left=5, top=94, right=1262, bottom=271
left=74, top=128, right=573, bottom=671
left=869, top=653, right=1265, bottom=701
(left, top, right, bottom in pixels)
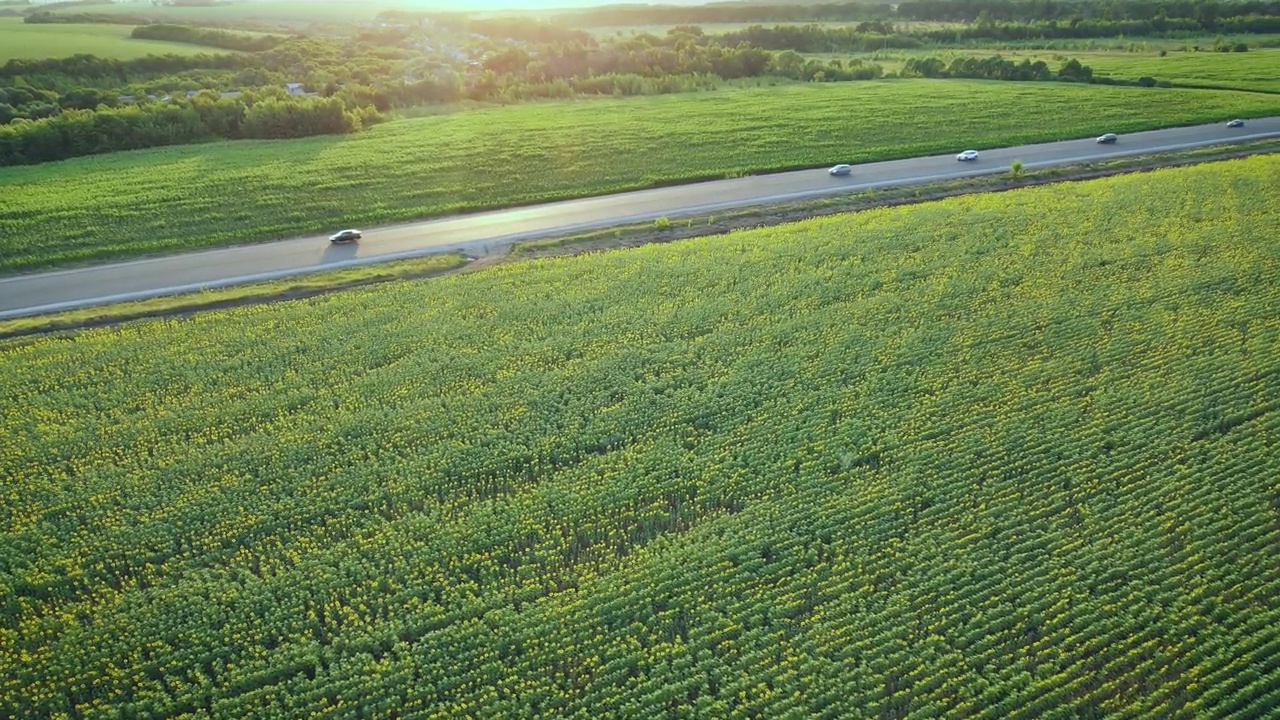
left=2, top=118, right=1277, bottom=318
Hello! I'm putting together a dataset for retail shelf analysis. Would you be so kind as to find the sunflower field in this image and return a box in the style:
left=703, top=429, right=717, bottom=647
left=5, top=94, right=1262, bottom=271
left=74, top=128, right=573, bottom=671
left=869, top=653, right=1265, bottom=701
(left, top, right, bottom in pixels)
left=1, top=156, right=1278, bottom=718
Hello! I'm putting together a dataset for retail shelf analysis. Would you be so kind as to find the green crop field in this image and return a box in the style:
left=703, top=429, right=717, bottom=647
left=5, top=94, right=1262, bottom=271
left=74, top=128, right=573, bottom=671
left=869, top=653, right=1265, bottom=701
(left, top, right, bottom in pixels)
left=1071, top=48, right=1280, bottom=92
left=3, top=79, right=1278, bottom=273
left=3, top=156, right=1279, bottom=718
left=0, top=17, right=214, bottom=63
left=811, top=47, right=1280, bottom=92
left=940, top=48, right=1280, bottom=92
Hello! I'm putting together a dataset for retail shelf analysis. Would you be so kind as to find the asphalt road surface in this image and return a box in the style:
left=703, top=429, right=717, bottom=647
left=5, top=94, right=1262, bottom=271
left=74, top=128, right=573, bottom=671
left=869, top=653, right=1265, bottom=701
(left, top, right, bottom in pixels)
left=3, top=118, right=1277, bottom=319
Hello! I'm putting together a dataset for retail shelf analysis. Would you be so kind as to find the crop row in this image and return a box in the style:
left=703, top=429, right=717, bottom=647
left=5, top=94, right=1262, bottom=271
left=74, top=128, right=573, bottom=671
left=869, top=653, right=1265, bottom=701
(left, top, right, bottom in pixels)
left=1, top=156, right=1278, bottom=718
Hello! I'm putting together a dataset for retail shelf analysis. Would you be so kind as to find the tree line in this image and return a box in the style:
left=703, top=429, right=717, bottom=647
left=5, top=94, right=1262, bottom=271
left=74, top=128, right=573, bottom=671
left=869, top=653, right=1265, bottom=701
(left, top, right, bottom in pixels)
left=0, top=27, right=888, bottom=164
left=0, top=30, right=871, bottom=120
left=895, top=0, right=1278, bottom=23
left=0, top=92, right=378, bottom=166
left=713, top=16, right=1278, bottom=51
left=530, top=0, right=1278, bottom=27
left=902, top=55, right=1092, bottom=81
left=1, top=52, right=248, bottom=84
left=23, top=11, right=152, bottom=25
left=130, top=24, right=289, bottom=53
left=544, top=3, right=895, bottom=26
left=716, top=24, right=925, bottom=53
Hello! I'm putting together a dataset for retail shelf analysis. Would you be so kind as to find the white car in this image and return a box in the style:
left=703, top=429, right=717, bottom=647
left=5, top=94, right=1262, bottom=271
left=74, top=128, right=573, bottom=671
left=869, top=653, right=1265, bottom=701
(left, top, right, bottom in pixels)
left=329, top=229, right=362, bottom=244
left=956, top=150, right=980, bottom=162
left=828, top=164, right=853, bottom=176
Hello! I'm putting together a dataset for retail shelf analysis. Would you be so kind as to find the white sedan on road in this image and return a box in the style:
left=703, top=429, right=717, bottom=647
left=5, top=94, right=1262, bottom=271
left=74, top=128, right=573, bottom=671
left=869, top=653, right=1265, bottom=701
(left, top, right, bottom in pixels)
left=329, top=229, right=362, bottom=244
left=828, top=164, right=853, bottom=176
left=956, top=150, right=980, bottom=162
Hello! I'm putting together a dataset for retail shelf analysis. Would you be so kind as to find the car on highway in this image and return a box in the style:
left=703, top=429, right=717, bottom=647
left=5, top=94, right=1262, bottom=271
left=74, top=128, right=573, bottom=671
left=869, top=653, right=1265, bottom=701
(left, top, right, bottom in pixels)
left=828, top=164, right=853, bottom=176
left=1227, top=119, right=1245, bottom=128
left=1096, top=133, right=1118, bottom=144
left=955, top=150, right=980, bottom=162
left=329, top=229, right=362, bottom=244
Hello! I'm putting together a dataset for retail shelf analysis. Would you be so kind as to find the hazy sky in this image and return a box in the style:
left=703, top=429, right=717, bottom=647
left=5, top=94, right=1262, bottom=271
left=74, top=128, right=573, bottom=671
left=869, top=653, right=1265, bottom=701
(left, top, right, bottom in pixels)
left=75, top=0, right=718, bottom=16
left=312, top=0, right=711, bottom=11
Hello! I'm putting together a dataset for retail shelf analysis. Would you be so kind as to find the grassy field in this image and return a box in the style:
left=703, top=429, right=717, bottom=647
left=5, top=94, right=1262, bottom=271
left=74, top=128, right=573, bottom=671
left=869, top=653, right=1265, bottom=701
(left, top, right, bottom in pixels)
left=3, top=156, right=1278, bottom=718
left=893, top=47, right=1280, bottom=92
left=36, top=1, right=383, bottom=24
left=942, top=33, right=1280, bottom=52
left=1058, top=48, right=1280, bottom=92
left=810, top=46, right=1280, bottom=91
left=0, top=16, right=217, bottom=62
left=3, top=79, right=1278, bottom=273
